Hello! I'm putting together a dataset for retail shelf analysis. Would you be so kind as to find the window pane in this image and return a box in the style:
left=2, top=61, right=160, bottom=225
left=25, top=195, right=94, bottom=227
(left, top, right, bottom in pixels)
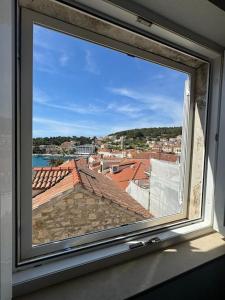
left=32, top=24, right=188, bottom=245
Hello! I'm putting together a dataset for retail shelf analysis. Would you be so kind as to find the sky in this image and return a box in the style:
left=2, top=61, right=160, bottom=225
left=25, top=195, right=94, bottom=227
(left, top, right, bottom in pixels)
left=33, top=24, right=188, bottom=138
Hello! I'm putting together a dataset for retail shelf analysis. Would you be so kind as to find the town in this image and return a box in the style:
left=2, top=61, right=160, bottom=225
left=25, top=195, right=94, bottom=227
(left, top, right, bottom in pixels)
left=32, top=126, right=182, bottom=157
left=32, top=127, right=183, bottom=244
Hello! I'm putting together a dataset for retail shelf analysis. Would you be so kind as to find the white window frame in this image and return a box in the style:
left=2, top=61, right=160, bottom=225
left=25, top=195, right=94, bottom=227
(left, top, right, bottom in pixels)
left=16, top=5, right=218, bottom=266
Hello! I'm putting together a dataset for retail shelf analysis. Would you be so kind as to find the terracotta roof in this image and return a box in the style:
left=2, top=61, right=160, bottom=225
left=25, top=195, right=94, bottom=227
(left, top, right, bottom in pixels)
left=106, top=159, right=150, bottom=190
left=32, top=160, right=75, bottom=190
left=32, top=173, right=75, bottom=209
left=32, top=159, right=151, bottom=218
left=131, top=151, right=178, bottom=162
left=89, top=164, right=101, bottom=172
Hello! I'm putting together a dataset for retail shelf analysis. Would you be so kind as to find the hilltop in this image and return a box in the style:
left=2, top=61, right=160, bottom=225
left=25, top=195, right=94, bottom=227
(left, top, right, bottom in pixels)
left=109, top=127, right=182, bottom=140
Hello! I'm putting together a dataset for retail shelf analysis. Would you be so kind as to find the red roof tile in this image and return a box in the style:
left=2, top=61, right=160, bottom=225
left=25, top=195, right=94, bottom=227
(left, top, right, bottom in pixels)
left=106, top=159, right=150, bottom=190
left=131, top=151, right=178, bottom=162
left=32, top=159, right=151, bottom=218
left=32, top=161, right=74, bottom=190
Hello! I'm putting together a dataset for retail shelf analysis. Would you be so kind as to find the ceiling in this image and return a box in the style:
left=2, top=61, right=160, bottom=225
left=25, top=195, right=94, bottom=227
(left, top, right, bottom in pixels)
left=69, top=0, right=225, bottom=50
left=131, top=0, right=225, bottom=48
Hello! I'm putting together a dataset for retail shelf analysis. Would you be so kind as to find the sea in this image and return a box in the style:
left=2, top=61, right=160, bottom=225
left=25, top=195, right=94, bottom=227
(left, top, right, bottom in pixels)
left=32, top=155, right=77, bottom=167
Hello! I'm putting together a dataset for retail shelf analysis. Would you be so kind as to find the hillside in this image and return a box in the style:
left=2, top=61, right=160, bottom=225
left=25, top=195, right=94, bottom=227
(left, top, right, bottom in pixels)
left=109, top=127, right=182, bottom=140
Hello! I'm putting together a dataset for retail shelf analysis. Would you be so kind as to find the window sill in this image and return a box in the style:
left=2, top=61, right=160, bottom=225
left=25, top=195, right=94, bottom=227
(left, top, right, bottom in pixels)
left=13, top=222, right=225, bottom=298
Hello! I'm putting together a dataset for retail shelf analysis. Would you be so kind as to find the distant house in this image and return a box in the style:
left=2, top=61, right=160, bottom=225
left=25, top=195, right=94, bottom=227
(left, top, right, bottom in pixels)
left=100, top=157, right=123, bottom=173
left=88, top=155, right=102, bottom=172
left=75, top=144, right=95, bottom=155
left=97, top=148, right=112, bottom=157
left=97, top=149, right=126, bottom=158
left=160, top=138, right=168, bottom=142
left=100, top=143, right=108, bottom=149
left=32, top=159, right=151, bottom=244
left=45, top=144, right=60, bottom=154
left=111, top=150, right=126, bottom=158
left=106, top=159, right=150, bottom=190
left=60, top=141, right=76, bottom=152
left=129, top=151, right=178, bottom=162
left=176, top=135, right=182, bottom=141
left=173, top=145, right=181, bottom=154
left=162, top=145, right=173, bottom=153
left=88, top=155, right=100, bottom=164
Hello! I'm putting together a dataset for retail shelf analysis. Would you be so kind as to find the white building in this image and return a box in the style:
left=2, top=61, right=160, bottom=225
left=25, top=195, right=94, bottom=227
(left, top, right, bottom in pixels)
left=75, top=144, right=95, bottom=155
left=149, top=159, right=182, bottom=218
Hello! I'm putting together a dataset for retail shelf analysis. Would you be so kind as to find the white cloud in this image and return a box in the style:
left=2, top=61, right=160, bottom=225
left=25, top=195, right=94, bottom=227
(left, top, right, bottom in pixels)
left=33, top=89, right=49, bottom=104
left=109, top=87, right=138, bottom=99
left=152, top=74, right=165, bottom=80
left=85, top=50, right=100, bottom=75
left=33, top=48, right=58, bottom=74
left=33, top=117, right=93, bottom=129
left=34, top=90, right=105, bottom=115
left=109, top=87, right=183, bottom=125
left=107, top=103, right=143, bottom=118
left=33, top=25, right=70, bottom=74
left=45, top=102, right=105, bottom=114
left=59, top=53, right=69, bottom=66
left=33, top=117, right=99, bottom=137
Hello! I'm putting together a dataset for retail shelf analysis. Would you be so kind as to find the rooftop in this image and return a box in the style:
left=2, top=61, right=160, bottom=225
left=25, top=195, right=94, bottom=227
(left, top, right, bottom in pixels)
left=106, top=159, right=150, bottom=190
left=131, top=151, right=178, bottom=162
left=32, top=159, right=151, bottom=218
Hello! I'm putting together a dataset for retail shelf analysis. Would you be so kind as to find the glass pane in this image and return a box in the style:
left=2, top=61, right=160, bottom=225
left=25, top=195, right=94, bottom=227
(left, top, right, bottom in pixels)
left=32, top=24, right=189, bottom=245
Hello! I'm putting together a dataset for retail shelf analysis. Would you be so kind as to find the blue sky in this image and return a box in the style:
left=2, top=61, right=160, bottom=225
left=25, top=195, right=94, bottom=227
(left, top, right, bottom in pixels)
left=33, top=24, right=188, bottom=138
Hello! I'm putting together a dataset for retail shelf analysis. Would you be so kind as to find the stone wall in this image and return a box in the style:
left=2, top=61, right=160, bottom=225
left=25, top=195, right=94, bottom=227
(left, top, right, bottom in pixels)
left=32, top=187, right=144, bottom=244
left=188, top=63, right=209, bottom=219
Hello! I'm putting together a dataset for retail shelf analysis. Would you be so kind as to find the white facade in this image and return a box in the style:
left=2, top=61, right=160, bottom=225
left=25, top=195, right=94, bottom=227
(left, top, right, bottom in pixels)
left=126, top=180, right=150, bottom=210
left=149, top=159, right=182, bottom=218
left=75, top=144, right=95, bottom=155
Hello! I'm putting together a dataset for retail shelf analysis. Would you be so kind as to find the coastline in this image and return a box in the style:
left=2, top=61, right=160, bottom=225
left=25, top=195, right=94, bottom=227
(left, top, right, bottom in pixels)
left=32, top=154, right=78, bottom=158
left=32, top=154, right=82, bottom=167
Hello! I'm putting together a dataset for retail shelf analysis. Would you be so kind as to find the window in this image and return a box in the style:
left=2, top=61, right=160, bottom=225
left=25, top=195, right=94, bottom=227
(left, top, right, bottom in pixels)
left=18, top=6, right=209, bottom=263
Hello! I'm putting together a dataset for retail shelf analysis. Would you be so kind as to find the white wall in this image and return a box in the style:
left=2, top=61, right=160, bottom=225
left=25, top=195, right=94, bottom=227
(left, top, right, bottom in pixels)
left=126, top=180, right=150, bottom=210
left=0, top=0, right=14, bottom=299
left=149, top=159, right=182, bottom=218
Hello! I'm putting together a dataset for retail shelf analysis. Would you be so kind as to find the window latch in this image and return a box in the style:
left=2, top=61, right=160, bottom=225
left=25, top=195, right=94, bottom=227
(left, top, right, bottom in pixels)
left=129, top=237, right=160, bottom=250
left=144, top=237, right=161, bottom=246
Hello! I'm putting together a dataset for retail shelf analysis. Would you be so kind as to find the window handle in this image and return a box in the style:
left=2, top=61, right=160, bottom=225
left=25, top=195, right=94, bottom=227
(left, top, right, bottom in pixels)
left=129, top=237, right=160, bottom=249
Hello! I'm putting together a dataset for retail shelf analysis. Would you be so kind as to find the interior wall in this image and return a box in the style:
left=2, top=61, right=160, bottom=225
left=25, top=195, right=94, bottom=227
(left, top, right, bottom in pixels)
left=14, top=254, right=225, bottom=300
left=129, top=255, right=225, bottom=300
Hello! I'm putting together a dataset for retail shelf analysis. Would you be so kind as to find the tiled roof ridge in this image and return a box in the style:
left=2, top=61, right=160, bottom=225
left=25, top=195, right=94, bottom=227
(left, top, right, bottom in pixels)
left=32, top=169, right=71, bottom=191
left=33, top=166, right=73, bottom=171
left=78, top=166, right=150, bottom=217
left=71, top=160, right=82, bottom=187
